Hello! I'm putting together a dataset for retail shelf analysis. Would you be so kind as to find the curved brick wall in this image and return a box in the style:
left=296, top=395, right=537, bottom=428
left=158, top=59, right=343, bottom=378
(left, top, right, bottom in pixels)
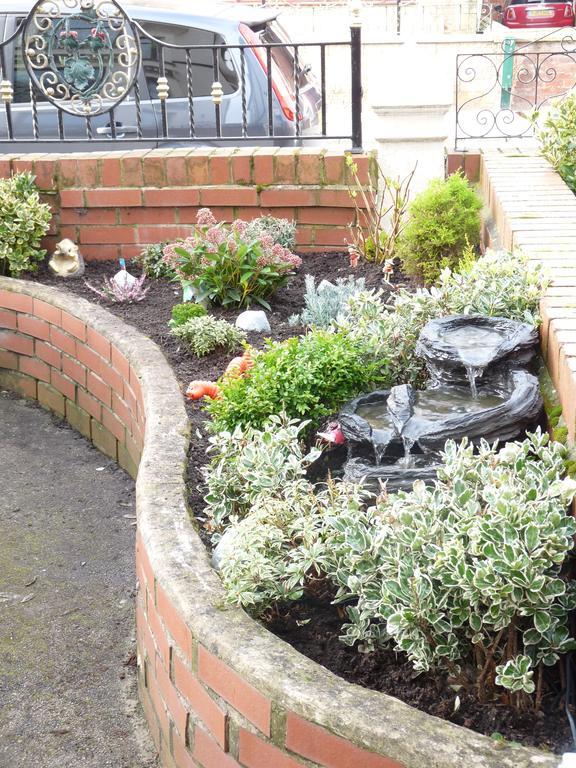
left=0, top=278, right=558, bottom=768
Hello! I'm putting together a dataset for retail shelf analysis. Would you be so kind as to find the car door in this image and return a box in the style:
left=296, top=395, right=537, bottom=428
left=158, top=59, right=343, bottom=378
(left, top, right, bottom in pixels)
left=1, top=13, right=159, bottom=151
left=137, top=20, right=242, bottom=141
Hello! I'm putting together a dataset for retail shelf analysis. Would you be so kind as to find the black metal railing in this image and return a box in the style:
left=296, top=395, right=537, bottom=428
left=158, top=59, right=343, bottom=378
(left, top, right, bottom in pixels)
left=455, top=30, right=576, bottom=148
left=0, top=0, right=363, bottom=150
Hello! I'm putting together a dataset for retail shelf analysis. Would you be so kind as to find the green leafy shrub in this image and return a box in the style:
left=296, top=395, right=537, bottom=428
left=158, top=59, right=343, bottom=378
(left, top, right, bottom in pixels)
left=134, top=241, right=176, bottom=279
left=244, top=215, right=296, bottom=250
left=319, top=431, right=576, bottom=703
left=169, top=302, right=207, bottom=328
left=288, top=274, right=366, bottom=329
left=163, top=208, right=301, bottom=309
left=171, top=315, right=245, bottom=357
left=203, top=414, right=319, bottom=533
left=533, top=93, right=576, bottom=192
left=397, top=173, right=482, bottom=285
left=207, top=330, right=383, bottom=433
left=0, top=173, right=52, bottom=277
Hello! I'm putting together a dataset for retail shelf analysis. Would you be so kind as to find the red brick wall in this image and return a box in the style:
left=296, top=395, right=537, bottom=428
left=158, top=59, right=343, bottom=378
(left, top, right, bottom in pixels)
left=0, top=287, right=144, bottom=474
left=0, top=147, right=374, bottom=261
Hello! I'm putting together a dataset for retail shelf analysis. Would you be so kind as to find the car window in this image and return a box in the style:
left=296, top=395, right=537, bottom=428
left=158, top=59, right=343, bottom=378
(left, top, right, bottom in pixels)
left=259, top=21, right=296, bottom=96
left=13, top=19, right=48, bottom=103
left=138, top=22, right=239, bottom=99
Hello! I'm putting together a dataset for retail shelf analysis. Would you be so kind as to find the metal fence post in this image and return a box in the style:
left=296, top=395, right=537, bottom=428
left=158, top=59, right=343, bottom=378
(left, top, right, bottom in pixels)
left=350, top=21, right=363, bottom=152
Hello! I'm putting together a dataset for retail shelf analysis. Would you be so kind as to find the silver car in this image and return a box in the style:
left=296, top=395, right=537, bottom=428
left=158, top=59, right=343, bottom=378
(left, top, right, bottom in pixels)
left=0, top=0, right=322, bottom=150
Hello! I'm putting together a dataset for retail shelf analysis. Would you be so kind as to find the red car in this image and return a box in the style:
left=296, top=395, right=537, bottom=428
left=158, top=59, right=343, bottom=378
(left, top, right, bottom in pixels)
left=501, top=0, right=575, bottom=27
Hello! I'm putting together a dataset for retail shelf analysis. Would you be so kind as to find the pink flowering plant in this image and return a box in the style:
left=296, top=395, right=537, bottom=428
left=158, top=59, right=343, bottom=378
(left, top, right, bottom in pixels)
left=163, top=208, right=302, bottom=309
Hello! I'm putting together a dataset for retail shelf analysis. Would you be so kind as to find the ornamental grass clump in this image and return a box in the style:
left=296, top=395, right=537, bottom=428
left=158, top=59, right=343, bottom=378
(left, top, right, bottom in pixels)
left=163, top=208, right=302, bottom=309
left=0, top=172, right=52, bottom=277
left=319, top=431, right=576, bottom=708
left=397, top=172, right=482, bottom=285
left=171, top=315, right=245, bottom=357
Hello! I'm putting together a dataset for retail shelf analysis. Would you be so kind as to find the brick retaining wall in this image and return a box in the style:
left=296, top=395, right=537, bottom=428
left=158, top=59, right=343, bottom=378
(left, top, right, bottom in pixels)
left=481, top=150, right=576, bottom=442
left=0, top=278, right=558, bottom=768
left=0, top=148, right=373, bottom=261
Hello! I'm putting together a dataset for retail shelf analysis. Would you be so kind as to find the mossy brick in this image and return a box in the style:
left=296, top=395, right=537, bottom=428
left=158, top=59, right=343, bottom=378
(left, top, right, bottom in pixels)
left=117, top=442, right=139, bottom=479
left=0, top=370, right=37, bottom=400
left=91, top=419, right=118, bottom=460
left=65, top=399, right=91, bottom=440
left=37, top=382, right=65, bottom=416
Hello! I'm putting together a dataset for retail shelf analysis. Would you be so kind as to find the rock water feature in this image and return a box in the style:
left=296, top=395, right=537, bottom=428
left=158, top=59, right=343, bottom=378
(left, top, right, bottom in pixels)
left=319, top=315, right=543, bottom=493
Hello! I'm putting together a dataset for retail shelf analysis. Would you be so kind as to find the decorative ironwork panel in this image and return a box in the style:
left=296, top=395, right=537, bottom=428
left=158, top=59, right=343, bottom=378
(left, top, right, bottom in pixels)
left=23, top=0, right=140, bottom=116
left=455, top=34, right=576, bottom=148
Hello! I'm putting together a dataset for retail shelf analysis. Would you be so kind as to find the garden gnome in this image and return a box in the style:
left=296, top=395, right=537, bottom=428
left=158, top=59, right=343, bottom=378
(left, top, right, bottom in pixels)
left=48, top=238, right=85, bottom=277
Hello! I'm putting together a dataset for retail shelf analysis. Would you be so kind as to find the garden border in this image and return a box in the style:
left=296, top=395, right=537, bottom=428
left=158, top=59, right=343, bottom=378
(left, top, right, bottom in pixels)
left=0, top=277, right=558, bottom=768
left=480, top=150, right=576, bottom=444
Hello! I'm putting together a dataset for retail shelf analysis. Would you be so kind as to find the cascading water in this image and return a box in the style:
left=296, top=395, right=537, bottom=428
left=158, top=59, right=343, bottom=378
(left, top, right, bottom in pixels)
left=313, top=314, right=543, bottom=494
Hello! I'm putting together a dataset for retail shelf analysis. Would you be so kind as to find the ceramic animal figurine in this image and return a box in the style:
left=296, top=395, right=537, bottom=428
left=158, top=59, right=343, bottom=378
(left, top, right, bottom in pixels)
left=48, top=238, right=85, bottom=277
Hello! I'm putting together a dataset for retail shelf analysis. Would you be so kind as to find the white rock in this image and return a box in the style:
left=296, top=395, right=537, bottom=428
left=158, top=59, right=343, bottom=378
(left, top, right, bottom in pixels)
left=113, top=268, right=137, bottom=288
left=235, top=310, right=271, bottom=333
left=211, top=527, right=239, bottom=571
left=317, top=279, right=335, bottom=292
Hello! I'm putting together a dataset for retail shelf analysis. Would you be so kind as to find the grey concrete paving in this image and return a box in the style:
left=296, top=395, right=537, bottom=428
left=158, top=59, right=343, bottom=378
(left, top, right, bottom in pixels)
left=0, top=392, right=158, bottom=768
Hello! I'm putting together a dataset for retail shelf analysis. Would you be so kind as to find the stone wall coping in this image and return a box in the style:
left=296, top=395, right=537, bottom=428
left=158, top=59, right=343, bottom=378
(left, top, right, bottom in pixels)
left=0, top=277, right=559, bottom=768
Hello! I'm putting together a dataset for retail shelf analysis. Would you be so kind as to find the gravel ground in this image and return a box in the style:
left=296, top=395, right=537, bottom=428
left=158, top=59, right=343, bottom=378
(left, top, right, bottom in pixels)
left=0, top=391, right=158, bottom=768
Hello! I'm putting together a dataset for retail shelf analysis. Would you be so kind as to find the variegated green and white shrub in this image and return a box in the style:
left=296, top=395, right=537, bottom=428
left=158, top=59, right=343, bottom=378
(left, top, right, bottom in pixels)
left=218, top=479, right=366, bottom=615
left=215, top=429, right=576, bottom=704
left=318, top=431, right=576, bottom=701
left=203, top=414, right=319, bottom=533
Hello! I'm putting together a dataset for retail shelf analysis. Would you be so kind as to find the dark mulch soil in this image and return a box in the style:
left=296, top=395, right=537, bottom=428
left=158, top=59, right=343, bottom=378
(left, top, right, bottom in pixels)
left=25, top=255, right=573, bottom=754
left=30, top=253, right=396, bottom=527
left=269, top=601, right=572, bottom=755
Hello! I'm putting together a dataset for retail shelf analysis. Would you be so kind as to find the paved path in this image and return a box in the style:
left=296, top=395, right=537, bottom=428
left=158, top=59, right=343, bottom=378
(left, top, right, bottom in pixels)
left=0, top=392, right=158, bottom=768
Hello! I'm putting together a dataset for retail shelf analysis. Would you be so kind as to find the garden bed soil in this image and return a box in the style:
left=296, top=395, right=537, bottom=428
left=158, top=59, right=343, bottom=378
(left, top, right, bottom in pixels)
left=31, top=253, right=396, bottom=531
left=26, top=254, right=573, bottom=755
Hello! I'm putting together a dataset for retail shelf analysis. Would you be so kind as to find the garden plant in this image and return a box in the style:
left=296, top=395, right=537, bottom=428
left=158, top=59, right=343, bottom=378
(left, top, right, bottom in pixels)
left=163, top=208, right=301, bottom=309
left=397, top=172, right=483, bottom=285
left=346, top=154, right=414, bottom=265
left=533, top=93, right=576, bottom=193
left=0, top=172, right=52, bottom=277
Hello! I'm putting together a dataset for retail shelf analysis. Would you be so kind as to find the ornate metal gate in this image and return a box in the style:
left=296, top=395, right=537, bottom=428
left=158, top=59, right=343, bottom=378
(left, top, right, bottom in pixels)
left=455, top=30, right=576, bottom=148
left=0, top=0, right=363, bottom=148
